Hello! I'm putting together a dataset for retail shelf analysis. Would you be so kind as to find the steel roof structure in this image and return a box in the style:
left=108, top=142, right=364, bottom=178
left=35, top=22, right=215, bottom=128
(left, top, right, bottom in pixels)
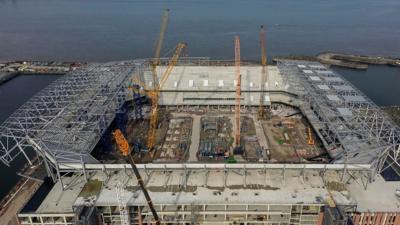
left=277, top=60, right=400, bottom=175
left=0, top=58, right=399, bottom=187
left=0, top=60, right=139, bottom=181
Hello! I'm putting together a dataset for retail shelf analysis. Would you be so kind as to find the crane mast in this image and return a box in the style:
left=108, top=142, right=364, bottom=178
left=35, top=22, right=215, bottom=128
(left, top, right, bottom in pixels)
left=147, top=43, right=187, bottom=150
left=258, top=25, right=268, bottom=119
left=151, top=8, right=169, bottom=89
left=113, top=129, right=161, bottom=225
left=235, top=36, right=241, bottom=147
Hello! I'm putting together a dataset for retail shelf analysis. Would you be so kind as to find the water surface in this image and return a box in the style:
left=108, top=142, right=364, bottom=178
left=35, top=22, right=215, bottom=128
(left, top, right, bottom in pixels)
left=0, top=75, right=60, bottom=200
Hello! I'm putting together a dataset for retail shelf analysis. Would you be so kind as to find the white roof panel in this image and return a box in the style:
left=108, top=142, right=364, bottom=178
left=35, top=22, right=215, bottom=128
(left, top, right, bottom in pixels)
left=333, top=85, right=354, bottom=91
left=303, top=70, right=313, bottom=74
left=343, top=95, right=366, bottom=102
left=317, top=85, right=330, bottom=90
left=327, top=95, right=340, bottom=101
left=337, top=107, right=353, bottom=116
left=315, top=70, right=333, bottom=75
left=309, top=76, right=321, bottom=81
left=324, top=77, right=343, bottom=82
left=309, top=65, right=325, bottom=69
left=297, top=65, right=307, bottom=68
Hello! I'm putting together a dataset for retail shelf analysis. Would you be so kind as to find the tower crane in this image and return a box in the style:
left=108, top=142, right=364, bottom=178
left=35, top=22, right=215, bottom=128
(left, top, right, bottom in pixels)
left=151, top=8, right=170, bottom=89
left=129, top=9, right=169, bottom=93
left=234, top=36, right=241, bottom=148
left=258, top=25, right=268, bottom=119
left=112, top=129, right=161, bottom=225
left=147, top=42, right=187, bottom=150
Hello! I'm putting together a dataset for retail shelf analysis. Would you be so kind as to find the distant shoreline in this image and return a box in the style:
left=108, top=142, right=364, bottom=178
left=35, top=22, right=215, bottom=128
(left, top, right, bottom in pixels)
left=273, top=52, right=400, bottom=70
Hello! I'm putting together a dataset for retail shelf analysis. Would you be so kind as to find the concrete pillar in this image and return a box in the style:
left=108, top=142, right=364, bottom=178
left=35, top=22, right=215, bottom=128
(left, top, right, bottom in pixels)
left=184, top=165, right=188, bottom=189
left=224, top=166, right=227, bottom=187
left=205, top=170, right=210, bottom=187
left=56, top=164, right=64, bottom=191
left=341, top=163, right=347, bottom=182
left=264, top=167, right=268, bottom=188
left=282, top=165, right=286, bottom=186
left=321, top=164, right=328, bottom=185
left=244, top=167, right=247, bottom=188
left=301, top=164, right=306, bottom=184
left=81, top=156, right=88, bottom=182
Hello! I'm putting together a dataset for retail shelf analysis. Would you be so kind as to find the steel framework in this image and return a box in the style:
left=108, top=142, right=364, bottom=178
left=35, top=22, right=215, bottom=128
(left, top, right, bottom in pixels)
left=276, top=60, right=400, bottom=175
left=1, top=58, right=399, bottom=186
left=0, top=60, right=139, bottom=182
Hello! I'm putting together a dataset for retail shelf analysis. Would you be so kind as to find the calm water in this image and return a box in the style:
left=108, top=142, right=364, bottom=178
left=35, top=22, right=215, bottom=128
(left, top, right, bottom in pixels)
left=333, top=66, right=400, bottom=106
left=0, top=75, right=60, bottom=201
left=0, top=0, right=399, bottom=61
left=0, top=0, right=400, bottom=200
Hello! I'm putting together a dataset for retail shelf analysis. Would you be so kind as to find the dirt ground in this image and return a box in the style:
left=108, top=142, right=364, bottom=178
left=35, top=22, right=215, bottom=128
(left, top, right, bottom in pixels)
left=198, top=116, right=233, bottom=161
left=262, top=116, right=325, bottom=162
left=154, top=116, right=193, bottom=162
left=97, top=105, right=327, bottom=164
left=241, top=116, right=262, bottom=161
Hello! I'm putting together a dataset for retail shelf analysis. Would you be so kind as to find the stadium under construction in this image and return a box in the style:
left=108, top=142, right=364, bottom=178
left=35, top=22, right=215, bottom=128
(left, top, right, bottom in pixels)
left=1, top=55, right=400, bottom=225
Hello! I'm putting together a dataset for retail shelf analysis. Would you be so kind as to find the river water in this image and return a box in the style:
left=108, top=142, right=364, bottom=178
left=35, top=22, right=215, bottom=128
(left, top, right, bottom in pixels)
left=0, top=0, right=400, bottom=200
left=0, top=75, right=60, bottom=201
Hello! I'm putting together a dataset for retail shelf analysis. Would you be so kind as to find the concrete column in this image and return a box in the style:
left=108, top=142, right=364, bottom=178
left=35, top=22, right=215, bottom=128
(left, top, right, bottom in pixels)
left=300, top=165, right=306, bottom=184
left=264, top=167, right=268, bottom=188
left=224, top=166, right=227, bottom=187
left=205, top=170, right=210, bottom=187
left=282, top=165, right=286, bottom=186
left=184, top=165, right=188, bottom=189
left=203, top=205, right=206, bottom=221
left=81, top=156, right=88, bottom=182
left=341, top=163, right=347, bottom=182
left=144, top=164, right=150, bottom=177
left=56, top=164, right=64, bottom=191
left=244, top=167, right=247, bottom=188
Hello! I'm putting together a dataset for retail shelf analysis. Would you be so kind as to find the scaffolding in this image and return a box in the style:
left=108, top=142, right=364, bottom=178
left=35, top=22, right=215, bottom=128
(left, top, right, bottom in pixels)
left=276, top=60, right=400, bottom=176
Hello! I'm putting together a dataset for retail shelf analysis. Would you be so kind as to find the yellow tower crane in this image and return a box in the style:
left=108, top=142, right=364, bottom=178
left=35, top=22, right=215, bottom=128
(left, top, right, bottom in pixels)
left=147, top=42, right=187, bottom=150
left=151, top=8, right=170, bottom=89
left=258, top=25, right=268, bottom=119
left=112, top=129, right=161, bottom=225
left=234, top=36, right=241, bottom=148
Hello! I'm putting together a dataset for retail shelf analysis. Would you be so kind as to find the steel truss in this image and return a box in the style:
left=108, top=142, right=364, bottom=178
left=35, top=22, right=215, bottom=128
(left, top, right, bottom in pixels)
left=277, top=60, right=400, bottom=176
left=0, top=60, right=141, bottom=182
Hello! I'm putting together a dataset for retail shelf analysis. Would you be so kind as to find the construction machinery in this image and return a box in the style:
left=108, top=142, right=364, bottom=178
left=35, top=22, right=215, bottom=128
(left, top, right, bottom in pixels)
left=234, top=36, right=241, bottom=148
left=307, top=127, right=315, bottom=145
left=151, top=8, right=170, bottom=89
left=147, top=42, right=187, bottom=150
left=258, top=25, right=268, bottom=119
left=112, top=129, right=161, bottom=225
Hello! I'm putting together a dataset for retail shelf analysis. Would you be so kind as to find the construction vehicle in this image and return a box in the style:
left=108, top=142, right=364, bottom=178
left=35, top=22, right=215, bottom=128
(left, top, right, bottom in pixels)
left=258, top=25, right=268, bottom=119
left=147, top=42, right=187, bottom=150
left=112, top=129, right=161, bottom=225
left=307, top=127, right=315, bottom=145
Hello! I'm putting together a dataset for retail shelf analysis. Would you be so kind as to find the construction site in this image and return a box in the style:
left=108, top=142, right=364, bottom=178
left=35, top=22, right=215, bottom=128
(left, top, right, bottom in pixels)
left=1, top=10, right=400, bottom=225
